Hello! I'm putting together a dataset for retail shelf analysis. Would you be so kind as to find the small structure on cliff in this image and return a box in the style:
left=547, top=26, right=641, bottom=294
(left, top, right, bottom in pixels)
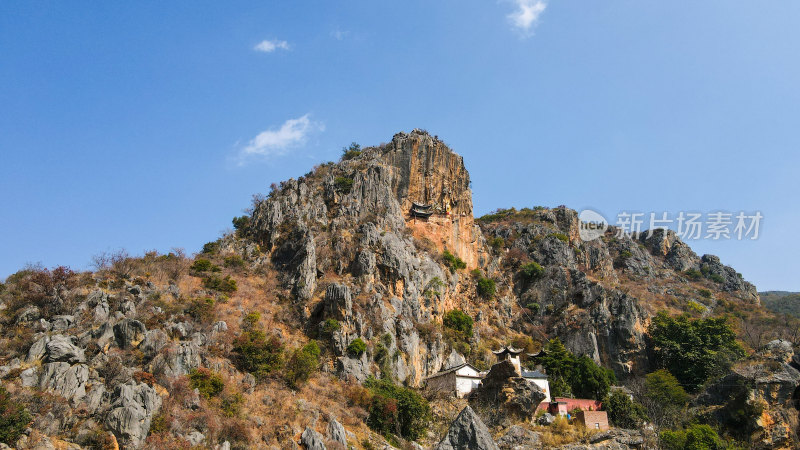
left=426, top=347, right=551, bottom=402
left=425, top=363, right=485, bottom=398
left=575, top=410, right=609, bottom=431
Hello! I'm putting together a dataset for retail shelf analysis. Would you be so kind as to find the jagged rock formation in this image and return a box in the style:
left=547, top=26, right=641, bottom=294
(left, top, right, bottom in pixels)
left=469, top=360, right=546, bottom=427
left=435, top=406, right=499, bottom=450
left=696, top=339, right=800, bottom=449
left=0, top=129, right=773, bottom=448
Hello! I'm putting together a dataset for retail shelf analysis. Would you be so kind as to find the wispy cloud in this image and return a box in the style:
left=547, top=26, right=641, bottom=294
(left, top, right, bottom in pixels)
left=237, top=114, right=324, bottom=164
left=254, top=39, right=290, bottom=53
left=507, top=0, right=547, bottom=36
left=331, top=29, right=350, bottom=41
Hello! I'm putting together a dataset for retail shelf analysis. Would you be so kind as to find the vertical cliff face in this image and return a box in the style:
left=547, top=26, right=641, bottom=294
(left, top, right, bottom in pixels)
left=379, top=130, right=473, bottom=218
left=379, top=130, right=484, bottom=268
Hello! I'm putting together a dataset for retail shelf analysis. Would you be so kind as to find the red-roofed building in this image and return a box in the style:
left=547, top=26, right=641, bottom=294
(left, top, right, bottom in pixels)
left=538, top=397, right=603, bottom=416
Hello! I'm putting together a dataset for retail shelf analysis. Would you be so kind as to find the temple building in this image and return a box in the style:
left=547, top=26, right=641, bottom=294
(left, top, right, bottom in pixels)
left=425, top=346, right=551, bottom=402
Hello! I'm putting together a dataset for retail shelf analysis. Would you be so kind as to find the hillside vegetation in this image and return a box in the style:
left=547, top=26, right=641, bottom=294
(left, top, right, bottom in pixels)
left=0, top=130, right=798, bottom=449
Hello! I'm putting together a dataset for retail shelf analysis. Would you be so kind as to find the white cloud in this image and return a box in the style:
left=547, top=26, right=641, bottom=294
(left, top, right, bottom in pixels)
left=507, top=0, right=547, bottom=36
left=254, top=39, right=290, bottom=53
left=238, top=114, right=324, bottom=163
left=331, top=29, right=350, bottom=41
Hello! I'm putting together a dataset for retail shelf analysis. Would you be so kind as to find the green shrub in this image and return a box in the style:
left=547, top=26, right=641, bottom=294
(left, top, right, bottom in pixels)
left=191, top=258, right=219, bottom=272
left=202, top=241, right=220, bottom=255
left=189, top=368, right=224, bottom=398
left=347, top=338, right=367, bottom=357
left=620, top=250, right=633, bottom=260
left=203, top=275, right=237, bottom=293
left=221, top=393, right=244, bottom=417
left=698, top=289, right=712, bottom=299
left=364, top=377, right=431, bottom=440
left=709, top=273, right=725, bottom=284
left=285, top=341, right=321, bottom=388
left=232, top=215, right=250, bottom=231
left=441, top=250, right=466, bottom=273
left=489, top=237, right=505, bottom=250
left=648, top=312, right=745, bottom=391
left=644, top=369, right=690, bottom=428
left=224, top=255, right=246, bottom=270
left=443, top=310, right=473, bottom=337
left=0, top=386, right=31, bottom=444
left=186, top=297, right=215, bottom=323
left=341, top=142, right=362, bottom=160
left=660, top=424, right=725, bottom=450
left=685, top=269, right=702, bottom=281
left=334, top=176, right=354, bottom=193
left=572, top=355, right=616, bottom=400
left=603, top=390, right=647, bottom=428
left=320, top=318, right=341, bottom=338
left=550, top=233, right=569, bottom=243
left=476, top=277, right=496, bottom=299
left=242, top=311, right=260, bottom=329
left=520, top=262, right=545, bottom=284
left=231, top=329, right=284, bottom=380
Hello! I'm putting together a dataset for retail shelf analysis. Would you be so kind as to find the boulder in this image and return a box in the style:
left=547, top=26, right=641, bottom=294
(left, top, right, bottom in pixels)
left=104, top=381, right=162, bottom=449
left=38, top=362, right=89, bottom=401
left=435, top=406, right=498, bottom=450
left=45, top=334, right=85, bottom=363
left=148, top=341, right=201, bottom=378
left=327, top=418, right=347, bottom=447
left=113, top=319, right=147, bottom=349
left=324, top=284, right=352, bottom=320
left=469, top=360, right=546, bottom=427
left=27, top=334, right=50, bottom=362
left=496, top=425, right=541, bottom=450
left=443, top=349, right=466, bottom=370
left=300, top=426, right=326, bottom=450
left=15, top=305, right=40, bottom=324
left=50, top=315, right=74, bottom=331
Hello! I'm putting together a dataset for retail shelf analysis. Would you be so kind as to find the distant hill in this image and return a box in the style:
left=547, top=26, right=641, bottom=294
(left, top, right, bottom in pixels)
left=761, top=291, right=800, bottom=317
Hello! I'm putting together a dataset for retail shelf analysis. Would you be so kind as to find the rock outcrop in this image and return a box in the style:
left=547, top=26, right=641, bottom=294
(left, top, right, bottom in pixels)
left=435, top=406, right=499, bottom=450
left=469, top=360, right=546, bottom=427
left=696, top=339, right=800, bottom=449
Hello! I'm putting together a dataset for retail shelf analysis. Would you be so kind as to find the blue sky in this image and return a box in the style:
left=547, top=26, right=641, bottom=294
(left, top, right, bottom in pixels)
left=1, top=1, right=799, bottom=291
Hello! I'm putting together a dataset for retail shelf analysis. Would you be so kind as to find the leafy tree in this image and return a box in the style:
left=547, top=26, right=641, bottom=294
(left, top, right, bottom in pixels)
left=202, top=241, right=220, bottom=254
left=538, top=338, right=576, bottom=397
left=320, top=318, right=341, bottom=339
left=203, top=275, right=238, bottom=293
left=285, top=341, right=320, bottom=388
left=520, top=261, right=545, bottom=284
left=334, top=176, right=354, bottom=193
left=572, top=355, right=616, bottom=400
left=232, top=215, right=250, bottom=232
left=476, top=277, right=496, bottom=299
left=190, top=258, right=215, bottom=272
left=441, top=250, right=466, bottom=272
left=189, top=368, right=224, bottom=398
left=185, top=297, right=216, bottom=323
left=660, top=424, right=726, bottom=450
left=347, top=338, right=367, bottom=357
left=231, top=329, right=284, bottom=380
left=341, top=142, right=362, bottom=160
left=443, top=310, right=473, bottom=337
left=603, top=390, right=647, bottom=428
left=0, top=386, right=31, bottom=444
left=644, top=369, right=690, bottom=428
left=648, top=312, right=745, bottom=391
left=364, top=377, right=431, bottom=440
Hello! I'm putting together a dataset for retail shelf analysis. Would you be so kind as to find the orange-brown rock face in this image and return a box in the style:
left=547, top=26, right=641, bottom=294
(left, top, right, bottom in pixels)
left=379, top=130, right=484, bottom=267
